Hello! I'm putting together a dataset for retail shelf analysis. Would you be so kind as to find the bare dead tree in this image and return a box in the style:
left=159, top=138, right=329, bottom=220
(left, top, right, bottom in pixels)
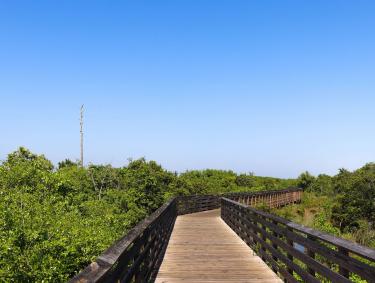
left=87, top=165, right=120, bottom=200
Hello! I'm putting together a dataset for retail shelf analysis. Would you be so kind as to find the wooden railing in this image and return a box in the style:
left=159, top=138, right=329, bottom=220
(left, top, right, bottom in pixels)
left=69, top=198, right=177, bottom=283
left=221, top=197, right=375, bottom=283
left=176, top=195, right=220, bottom=215
left=69, top=188, right=375, bottom=283
left=225, top=187, right=302, bottom=208
left=69, top=189, right=302, bottom=282
left=176, top=187, right=302, bottom=216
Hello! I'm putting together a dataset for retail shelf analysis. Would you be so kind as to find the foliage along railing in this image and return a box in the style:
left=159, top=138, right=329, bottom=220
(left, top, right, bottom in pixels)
left=176, top=187, right=303, bottom=216
left=221, top=197, right=375, bottom=283
left=69, top=198, right=177, bottom=283
left=68, top=188, right=307, bottom=283
left=224, top=187, right=302, bottom=208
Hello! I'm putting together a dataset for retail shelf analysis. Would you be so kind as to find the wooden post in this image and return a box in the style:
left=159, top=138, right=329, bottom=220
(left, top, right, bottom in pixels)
left=306, top=235, right=316, bottom=277
left=287, top=227, right=294, bottom=276
left=270, top=194, right=273, bottom=208
left=338, top=247, right=350, bottom=278
left=272, top=220, right=279, bottom=273
left=261, top=216, right=267, bottom=261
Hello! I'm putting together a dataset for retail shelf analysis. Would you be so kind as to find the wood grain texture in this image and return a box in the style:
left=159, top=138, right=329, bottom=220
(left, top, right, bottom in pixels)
left=155, top=209, right=282, bottom=283
left=221, top=197, right=375, bottom=282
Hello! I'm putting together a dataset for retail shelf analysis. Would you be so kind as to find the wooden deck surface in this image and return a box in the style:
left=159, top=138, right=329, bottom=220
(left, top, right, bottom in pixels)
left=155, top=209, right=282, bottom=283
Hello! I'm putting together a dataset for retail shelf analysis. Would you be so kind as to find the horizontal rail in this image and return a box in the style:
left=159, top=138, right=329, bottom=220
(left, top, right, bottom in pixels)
left=176, top=195, right=220, bottom=215
left=224, top=187, right=302, bottom=208
left=69, top=198, right=177, bottom=283
left=70, top=189, right=299, bottom=282
left=177, top=188, right=303, bottom=215
left=221, top=197, right=375, bottom=283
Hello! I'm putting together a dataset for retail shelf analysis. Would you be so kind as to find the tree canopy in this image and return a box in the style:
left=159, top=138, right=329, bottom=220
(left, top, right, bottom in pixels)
left=1, top=147, right=373, bottom=281
left=0, top=147, right=296, bottom=282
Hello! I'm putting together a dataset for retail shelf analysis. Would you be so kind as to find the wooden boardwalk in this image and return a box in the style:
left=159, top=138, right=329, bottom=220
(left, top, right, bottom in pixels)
left=155, top=209, right=282, bottom=283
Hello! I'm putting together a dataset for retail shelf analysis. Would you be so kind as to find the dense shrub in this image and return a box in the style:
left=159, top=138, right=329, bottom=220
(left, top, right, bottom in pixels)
left=277, top=165, right=375, bottom=249
left=2, top=147, right=372, bottom=281
left=0, top=147, right=296, bottom=281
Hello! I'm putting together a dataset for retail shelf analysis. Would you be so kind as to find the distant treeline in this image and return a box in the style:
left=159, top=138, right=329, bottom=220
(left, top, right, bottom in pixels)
left=0, top=147, right=296, bottom=282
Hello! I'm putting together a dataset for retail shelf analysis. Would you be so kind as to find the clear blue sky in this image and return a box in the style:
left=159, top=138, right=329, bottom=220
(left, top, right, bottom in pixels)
left=1, top=1, right=374, bottom=178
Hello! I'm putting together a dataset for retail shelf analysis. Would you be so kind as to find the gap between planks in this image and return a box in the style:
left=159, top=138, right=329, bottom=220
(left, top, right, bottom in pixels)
left=154, top=209, right=282, bottom=283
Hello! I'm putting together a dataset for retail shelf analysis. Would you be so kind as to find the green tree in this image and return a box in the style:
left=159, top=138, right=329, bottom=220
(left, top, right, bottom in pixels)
left=120, top=158, right=175, bottom=215
left=0, top=147, right=55, bottom=192
left=235, top=173, right=254, bottom=187
left=297, top=171, right=316, bottom=190
left=308, top=174, right=333, bottom=195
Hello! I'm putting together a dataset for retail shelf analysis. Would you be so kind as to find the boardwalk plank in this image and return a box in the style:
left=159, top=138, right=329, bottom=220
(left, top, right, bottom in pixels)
left=155, top=209, right=282, bottom=283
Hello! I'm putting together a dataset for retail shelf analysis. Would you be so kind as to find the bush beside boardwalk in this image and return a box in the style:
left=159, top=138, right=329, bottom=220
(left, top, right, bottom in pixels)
left=0, top=147, right=374, bottom=282
left=0, top=147, right=295, bottom=282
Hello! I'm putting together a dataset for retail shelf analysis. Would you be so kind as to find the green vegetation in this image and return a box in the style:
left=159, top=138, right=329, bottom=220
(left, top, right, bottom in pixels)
left=1, top=147, right=373, bottom=282
left=0, top=147, right=296, bottom=282
left=272, top=165, right=375, bottom=249
left=259, top=167, right=375, bottom=283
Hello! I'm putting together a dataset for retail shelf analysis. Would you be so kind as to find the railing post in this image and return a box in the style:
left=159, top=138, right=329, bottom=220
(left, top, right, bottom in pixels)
left=134, top=238, right=144, bottom=283
left=306, top=235, right=316, bottom=277
left=261, top=216, right=267, bottom=261
left=276, top=193, right=279, bottom=207
left=338, top=247, right=350, bottom=278
left=270, top=194, right=273, bottom=207
left=286, top=227, right=294, bottom=276
left=252, top=211, right=258, bottom=249
left=272, top=220, right=279, bottom=273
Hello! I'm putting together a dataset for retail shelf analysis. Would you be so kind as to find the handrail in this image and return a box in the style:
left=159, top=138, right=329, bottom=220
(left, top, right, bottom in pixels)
left=224, top=187, right=302, bottom=197
left=175, top=188, right=302, bottom=215
left=221, top=197, right=375, bottom=282
left=69, top=189, right=301, bottom=282
left=224, top=187, right=302, bottom=208
left=69, top=198, right=177, bottom=283
left=176, top=195, right=220, bottom=215
left=69, top=187, right=375, bottom=283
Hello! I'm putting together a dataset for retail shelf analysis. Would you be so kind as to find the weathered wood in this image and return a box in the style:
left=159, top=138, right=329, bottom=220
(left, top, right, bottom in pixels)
left=176, top=188, right=299, bottom=215
left=306, top=235, right=316, bottom=277
left=252, top=211, right=375, bottom=281
left=68, top=189, right=298, bottom=283
left=69, top=188, right=375, bottom=283
left=155, top=209, right=282, bottom=283
left=223, top=204, right=320, bottom=283
left=236, top=213, right=351, bottom=282
left=338, top=247, right=350, bottom=279
left=224, top=187, right=302, bottom=209
left=69, top=198, right=177, bottom=283
left=176, top=195, right=220, bottom=215
left=221, top=197, right=375, bottom=283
